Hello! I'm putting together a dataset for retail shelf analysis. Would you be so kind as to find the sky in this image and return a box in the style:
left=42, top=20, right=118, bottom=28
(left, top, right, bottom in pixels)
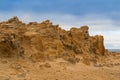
left=0, top=0, right=120, bottom=49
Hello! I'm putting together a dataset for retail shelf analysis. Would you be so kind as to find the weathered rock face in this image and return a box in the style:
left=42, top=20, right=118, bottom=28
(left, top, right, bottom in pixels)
left=0, top=16, right=106, bottom=61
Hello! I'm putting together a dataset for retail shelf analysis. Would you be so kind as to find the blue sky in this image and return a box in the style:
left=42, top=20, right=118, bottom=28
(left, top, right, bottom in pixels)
left=0, top=0, right=120, bottom=49
left=1, top=0, right=120, bottom=15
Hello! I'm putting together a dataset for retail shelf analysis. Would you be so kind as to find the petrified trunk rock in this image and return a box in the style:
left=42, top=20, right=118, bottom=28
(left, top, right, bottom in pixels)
left=94, top=35, right=105, bottom=55
left=0, top=16, right=106, bottom=61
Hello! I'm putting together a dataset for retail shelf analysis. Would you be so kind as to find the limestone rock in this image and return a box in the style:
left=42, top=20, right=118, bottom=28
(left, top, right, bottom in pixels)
left=0, top=76, right=13, bottom=80
left=0, top=16, right=106, bottom=62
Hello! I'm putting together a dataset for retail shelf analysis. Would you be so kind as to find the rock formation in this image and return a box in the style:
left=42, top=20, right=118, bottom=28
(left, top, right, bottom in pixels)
left=0, top=16, right=106, bottom=63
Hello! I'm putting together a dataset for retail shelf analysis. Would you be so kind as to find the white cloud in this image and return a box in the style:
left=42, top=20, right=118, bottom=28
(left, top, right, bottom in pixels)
left=0, top=12, right=120, bottom=49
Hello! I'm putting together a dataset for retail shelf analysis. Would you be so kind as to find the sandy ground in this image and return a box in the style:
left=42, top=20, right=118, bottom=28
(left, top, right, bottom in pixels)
left=0, top=56, right=120, bottom=80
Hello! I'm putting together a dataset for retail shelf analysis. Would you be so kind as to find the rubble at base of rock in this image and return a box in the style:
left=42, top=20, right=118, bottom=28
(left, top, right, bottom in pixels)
left=0, top=16, right=108, bottom=64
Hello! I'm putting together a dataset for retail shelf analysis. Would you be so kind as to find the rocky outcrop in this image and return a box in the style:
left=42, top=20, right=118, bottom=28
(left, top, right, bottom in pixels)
left=0, top=16, right=106, bottom=62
